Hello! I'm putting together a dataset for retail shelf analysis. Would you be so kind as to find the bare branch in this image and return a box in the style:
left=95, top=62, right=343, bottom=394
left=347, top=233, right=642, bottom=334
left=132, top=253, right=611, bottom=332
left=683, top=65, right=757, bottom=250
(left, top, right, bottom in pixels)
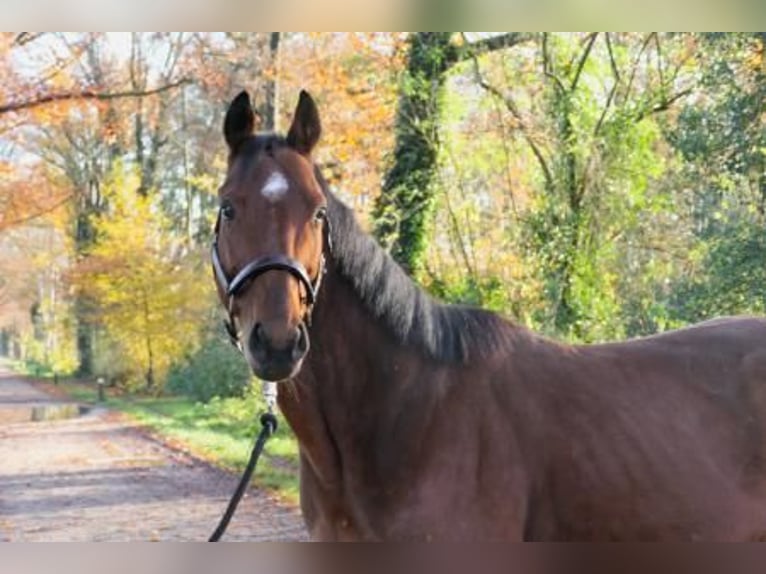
left=635, top=87, right=694, bottom=121
left=594, top=34, right=621, bottom=137
left=13, top=32, right=44, bottom=47
left=0, top=78, right=192, bottom=116
left=544, top=71, right=568, bottom=95
left=469, top=53, right=554, bottom=190
left=570, top=33, right=598, bottom=91
left=441, top=145, right=479, bottom=281
left=455, top=32, right=536, bottom=63
left=487, top=85, right=519, bottom=217
left=594, top=86, right=619, bottom=138
left=654, top=34, right=665, bottom=92
left=597, top=33, right=692, bottom=129
left=605, top=33, right=620, bottom=82
left=540, top=33, right=567, bottom=94
left=0, top=193, right=74, bottom=231
left=624, top=33, right=657, bottom=103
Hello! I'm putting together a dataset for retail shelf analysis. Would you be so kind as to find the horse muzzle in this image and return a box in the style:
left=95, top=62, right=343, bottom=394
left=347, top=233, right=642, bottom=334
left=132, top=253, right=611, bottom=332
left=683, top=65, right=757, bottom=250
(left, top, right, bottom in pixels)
left=246, top=321, right=310, bottom=382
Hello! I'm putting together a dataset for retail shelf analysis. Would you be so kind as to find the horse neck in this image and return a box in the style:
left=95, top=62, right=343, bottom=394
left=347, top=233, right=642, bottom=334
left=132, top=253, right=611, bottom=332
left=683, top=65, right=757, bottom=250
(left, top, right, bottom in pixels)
left=309, top=257, right=414, bottom=390
left=276, top=259, right=431, bottom=489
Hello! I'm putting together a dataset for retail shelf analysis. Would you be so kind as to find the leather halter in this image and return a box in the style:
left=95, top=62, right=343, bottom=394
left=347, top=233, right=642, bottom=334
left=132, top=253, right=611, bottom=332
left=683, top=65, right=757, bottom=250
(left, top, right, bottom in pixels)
left=211, top=212, right=329, bottom=349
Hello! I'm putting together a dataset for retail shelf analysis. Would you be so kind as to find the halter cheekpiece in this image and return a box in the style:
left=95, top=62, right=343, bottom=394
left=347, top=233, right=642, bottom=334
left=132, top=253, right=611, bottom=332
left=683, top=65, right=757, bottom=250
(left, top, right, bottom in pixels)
left=211, top=212, right=330, bottom=349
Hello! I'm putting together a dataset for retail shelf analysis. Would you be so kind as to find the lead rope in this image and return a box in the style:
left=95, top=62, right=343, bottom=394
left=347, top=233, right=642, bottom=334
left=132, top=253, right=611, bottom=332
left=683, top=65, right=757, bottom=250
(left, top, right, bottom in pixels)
left=209, top=381, right=278, bottom=542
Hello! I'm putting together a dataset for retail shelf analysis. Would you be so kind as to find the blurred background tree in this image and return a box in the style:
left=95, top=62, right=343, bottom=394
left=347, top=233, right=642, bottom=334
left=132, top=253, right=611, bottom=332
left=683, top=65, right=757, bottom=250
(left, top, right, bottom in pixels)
left=1, top=32, right=764, bottom=400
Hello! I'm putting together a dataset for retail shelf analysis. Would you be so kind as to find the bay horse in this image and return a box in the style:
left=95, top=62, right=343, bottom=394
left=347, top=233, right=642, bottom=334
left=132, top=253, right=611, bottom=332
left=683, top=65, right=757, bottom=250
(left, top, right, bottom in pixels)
left=212, top=89, right=766, bottom=541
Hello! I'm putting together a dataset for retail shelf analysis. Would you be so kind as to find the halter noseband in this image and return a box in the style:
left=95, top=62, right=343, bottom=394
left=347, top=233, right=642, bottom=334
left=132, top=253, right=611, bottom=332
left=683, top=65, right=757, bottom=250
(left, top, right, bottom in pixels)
left=211, top=213, right=330, bottom=349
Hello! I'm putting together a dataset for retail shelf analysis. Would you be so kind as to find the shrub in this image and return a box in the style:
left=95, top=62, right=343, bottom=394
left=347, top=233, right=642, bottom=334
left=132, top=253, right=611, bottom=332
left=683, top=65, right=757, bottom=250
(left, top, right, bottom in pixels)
left=167, top=332, right=251, bottom=402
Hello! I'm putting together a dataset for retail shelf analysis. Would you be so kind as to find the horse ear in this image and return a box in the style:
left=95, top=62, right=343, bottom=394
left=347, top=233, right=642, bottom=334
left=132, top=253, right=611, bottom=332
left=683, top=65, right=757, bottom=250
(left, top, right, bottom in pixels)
left=287, top=90, right=321, bottom=155
left=224, top=91, right=255, bottom=154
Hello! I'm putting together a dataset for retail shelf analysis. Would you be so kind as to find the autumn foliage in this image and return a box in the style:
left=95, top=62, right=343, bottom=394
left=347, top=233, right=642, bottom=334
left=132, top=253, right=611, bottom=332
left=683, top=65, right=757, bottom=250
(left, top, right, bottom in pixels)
left=0, top=32, right=404, bottom=392
left=72, top=166, right=210, bottom=389
left=1, top=33, right=765, bottom=395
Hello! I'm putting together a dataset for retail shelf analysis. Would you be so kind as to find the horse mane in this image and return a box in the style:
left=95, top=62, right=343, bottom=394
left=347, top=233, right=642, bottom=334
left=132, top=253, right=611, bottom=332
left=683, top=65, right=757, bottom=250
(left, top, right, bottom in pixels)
left=317, top=170, right=517, bottom=364
left=237, top=133, right=516, bottom=364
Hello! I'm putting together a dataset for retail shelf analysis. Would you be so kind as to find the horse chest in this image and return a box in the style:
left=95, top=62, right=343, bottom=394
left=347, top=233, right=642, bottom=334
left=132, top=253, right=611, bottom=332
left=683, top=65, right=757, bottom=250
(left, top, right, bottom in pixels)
left=299, top=454, right=528, bottom=541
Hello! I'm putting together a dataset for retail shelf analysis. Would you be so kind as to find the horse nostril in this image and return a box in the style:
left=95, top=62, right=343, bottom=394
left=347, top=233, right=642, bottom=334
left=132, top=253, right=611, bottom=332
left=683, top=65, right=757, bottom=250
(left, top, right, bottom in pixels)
left=250, top=322, right=266, bottom=352
left=292, top=324, right=310, bottom=360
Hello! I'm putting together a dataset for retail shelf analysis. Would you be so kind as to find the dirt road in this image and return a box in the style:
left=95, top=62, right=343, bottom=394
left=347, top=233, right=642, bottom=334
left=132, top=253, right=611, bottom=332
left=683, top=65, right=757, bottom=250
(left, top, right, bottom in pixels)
left=0, top=367, right=306, bottom=541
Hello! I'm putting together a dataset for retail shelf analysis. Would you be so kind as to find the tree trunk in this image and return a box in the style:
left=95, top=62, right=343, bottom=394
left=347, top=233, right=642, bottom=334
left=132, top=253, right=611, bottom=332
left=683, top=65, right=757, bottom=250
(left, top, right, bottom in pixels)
left=263, top=33, right=281, bottom=132
left=0, top=329, right=8, bottom=356
left=142, top=289, right=155, bottom=391
left=74, top=203, right=96, bottom=376
left=372, top=33, right=456, bottom=276
left=552, top=91, right=583, bottom=334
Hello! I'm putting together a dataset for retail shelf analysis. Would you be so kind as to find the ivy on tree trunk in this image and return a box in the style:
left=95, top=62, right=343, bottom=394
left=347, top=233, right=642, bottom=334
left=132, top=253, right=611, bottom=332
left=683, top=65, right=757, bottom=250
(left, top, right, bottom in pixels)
left=373, top=33, right=456, bottom=276
left=373, top=32, right=534, bottom=277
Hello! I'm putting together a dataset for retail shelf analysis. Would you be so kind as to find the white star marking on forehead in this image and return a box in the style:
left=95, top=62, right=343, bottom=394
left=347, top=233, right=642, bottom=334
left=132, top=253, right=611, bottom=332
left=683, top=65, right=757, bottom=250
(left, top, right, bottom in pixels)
left=261, top=170, right=289, bottom=202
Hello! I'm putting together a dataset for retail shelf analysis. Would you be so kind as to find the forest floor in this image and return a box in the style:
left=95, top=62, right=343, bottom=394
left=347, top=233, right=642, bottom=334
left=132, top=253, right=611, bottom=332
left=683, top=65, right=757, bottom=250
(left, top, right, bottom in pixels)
left=0, top=363, right=306, bottom=541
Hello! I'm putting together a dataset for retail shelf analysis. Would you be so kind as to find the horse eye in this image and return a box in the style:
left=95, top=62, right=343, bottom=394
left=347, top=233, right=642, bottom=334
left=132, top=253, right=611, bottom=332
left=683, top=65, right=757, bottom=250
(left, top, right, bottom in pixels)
left=314, top=207, right=327, bottom=222
left=221, top=202, right=235, bottom=221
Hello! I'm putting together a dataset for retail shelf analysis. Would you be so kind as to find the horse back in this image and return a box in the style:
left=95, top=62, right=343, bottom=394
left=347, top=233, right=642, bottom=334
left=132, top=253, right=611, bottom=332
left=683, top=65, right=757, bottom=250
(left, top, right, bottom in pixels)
left=509, top=316, right=766, bottom=540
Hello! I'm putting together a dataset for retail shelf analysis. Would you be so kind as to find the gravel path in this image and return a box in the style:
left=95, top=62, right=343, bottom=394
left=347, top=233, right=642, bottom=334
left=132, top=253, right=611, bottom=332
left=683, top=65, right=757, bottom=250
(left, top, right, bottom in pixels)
left=0, top=367, right=306, bottom=541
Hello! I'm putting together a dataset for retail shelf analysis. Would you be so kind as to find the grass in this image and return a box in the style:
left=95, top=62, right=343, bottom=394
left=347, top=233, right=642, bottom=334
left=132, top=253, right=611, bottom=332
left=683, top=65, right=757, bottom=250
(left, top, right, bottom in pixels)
left=26, top=372, right=301, bottom=505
